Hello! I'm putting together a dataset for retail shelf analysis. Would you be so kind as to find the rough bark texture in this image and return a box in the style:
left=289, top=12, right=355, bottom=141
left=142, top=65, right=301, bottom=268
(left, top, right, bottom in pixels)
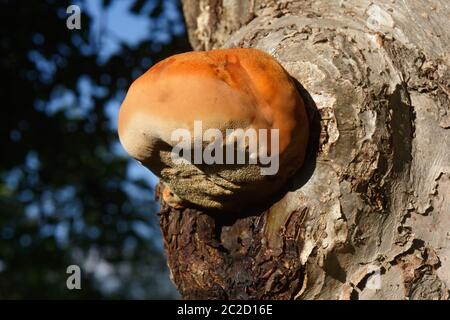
left=159, top=0, right=450, bottom=299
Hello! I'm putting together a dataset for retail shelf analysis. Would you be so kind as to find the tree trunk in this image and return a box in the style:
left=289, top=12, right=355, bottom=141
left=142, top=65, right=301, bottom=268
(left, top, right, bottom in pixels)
left=158, top=0, right=450, bottom=299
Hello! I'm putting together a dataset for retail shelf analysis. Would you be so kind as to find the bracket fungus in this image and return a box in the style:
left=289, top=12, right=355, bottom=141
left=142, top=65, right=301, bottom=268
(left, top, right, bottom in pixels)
left=118, top=48, right=309, bottom=211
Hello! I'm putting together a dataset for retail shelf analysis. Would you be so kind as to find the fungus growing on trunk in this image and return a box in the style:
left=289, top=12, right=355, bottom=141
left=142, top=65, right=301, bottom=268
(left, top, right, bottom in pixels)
left=118, top=48, right=309, bottom=211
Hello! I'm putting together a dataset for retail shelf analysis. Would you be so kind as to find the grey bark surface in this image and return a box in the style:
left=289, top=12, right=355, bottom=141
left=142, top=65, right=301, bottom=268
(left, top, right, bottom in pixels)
left=160, top=0, right=450, bottom=299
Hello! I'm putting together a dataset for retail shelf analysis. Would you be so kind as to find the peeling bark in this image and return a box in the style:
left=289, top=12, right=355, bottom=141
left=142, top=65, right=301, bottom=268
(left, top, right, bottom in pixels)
left=159, top=0, right=450, bottom=299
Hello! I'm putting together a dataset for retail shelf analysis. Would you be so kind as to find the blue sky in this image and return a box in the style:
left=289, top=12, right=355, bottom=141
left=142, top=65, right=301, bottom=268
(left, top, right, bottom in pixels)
left=16, top=0, right=186, bottom=244
left=82, top=0, right=182, bottom=190
left=84, top=0, right=183, bottom=60
left=0, top=0, right=184, bottom=298
left=11, top=1, right=188, bottom=217
left=80, top=1, right=184, bottom=295
left=84, top=0, right=153, bottom=61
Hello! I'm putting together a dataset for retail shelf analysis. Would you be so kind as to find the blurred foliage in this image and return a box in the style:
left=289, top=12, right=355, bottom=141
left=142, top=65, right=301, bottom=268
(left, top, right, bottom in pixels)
left=0, top=0, right=191, bottom=299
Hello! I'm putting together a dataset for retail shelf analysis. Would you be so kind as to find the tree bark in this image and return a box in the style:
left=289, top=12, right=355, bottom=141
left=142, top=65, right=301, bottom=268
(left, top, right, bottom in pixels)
left=158, top=0, right=450, bottom=299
